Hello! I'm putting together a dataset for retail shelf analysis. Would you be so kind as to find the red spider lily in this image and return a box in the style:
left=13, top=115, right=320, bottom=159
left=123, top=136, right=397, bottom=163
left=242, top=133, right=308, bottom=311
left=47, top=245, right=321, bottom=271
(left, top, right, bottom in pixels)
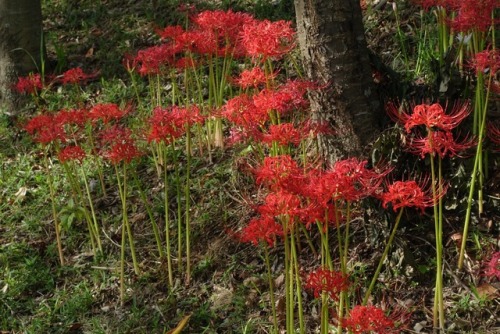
left=484, top=251, right=500, bottom=280
left=241, top=19, right=295, bottom=60
left=174, top=57, right=197, bottom=71
left=342, top=305, right=397, bottom=334
left=253, top=155, right=303, bottom=192
left=406, top=130, right=476, bottom=158
left=174, top=104, right=205, bottom=127
left=233, top=67, right=271, bottom=89
left=24, top=114, right=66, bottom=144
left=99, top=126, right=141, bottom=164
left=88, top=103, right=129, bottom=124
left=14, top=73, right=43, bottom=94
left=54, top=108, right=89, bottom=128
left=253, top=79, right=312, bottom=117
left=60, top=67, right=98, bottom=85
left=470, top=49, right=500, bottom=75
left=236, top=216, right=283, bottom=247
left=448, top=0, right=497, bottom=33
left=381, top=179, right=447, bottom=213
left=298, top=201, right=344, bottom=229
left=328, top=158, right=388, bottom=202
left=134, top=44, right=182, bottom=76
left=258, top=189, right=302, bottom=222
left=304, top=267, right=350, bottom=301
left=260, top=123, right=303, bottom=147
left=147, top=105, right=204, bottom=144
left=226, top=127, right=258, bottom=146
left=387, top=101, right=471, bottom=133
left=192, top=9, right=253, bottom=45
left=222, top=93, right=269, bottom=128
left=58, top=145, right=86, bottom=163
left=155, top=25, right=185, bottom=41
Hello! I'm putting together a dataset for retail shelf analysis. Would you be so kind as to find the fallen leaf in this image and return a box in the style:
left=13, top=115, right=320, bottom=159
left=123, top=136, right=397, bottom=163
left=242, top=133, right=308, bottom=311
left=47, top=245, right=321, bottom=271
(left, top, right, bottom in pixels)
left=85, top=47, right=94, bottom=58
left=476, top=283, right=499, bottom=300
left=166, top=314, right=191, bottom=334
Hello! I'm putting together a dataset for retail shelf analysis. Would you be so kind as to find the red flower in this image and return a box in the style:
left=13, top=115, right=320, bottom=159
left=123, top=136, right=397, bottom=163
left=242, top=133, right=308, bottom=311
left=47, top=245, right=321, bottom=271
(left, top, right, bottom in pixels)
left=88, top=103, right=129, bottom=124
left=174, top=104, right=205, bottom=127
left=192, top=10, right=254, bottom=57
left=258, top=190, right=302, bottom=221
left=253, top=155, right=303, bottom=192
left=234, top=67, right=270, bottom=89
left=241, top=19, right=295, bottom=60
left=54, top=108, right=89, bottom=128
left=484, top=251, right=500, bottom=280
left=237, top=216, right=283, bottom=247
left=99, top=126, right=141, bottom=164
left=60, top=67, right=98, bottom=85
left=147, top=106, right=184, bottom=144
left=342, top=305, right=397, bottom=334
left=305, top=267, right=350, bottom=301
left=470, top=49, right=500, bottom=75
left=387, top=102, right=470, bottom=133
left=261, top=123, right=303, bottom=147
left=134, top=44, right=181, bottom=76
left=24, top=114, right=66, bottom=144
left=253, top=79, right=312, bottom=117
left=58, top=145, right=86, bottom=163
left=406, top=130, right=476, bottom=158
left=328, top=158, right=388, bottom=201
left=381, top=179, right=446, bottom=213
left=222, top=93, right=268, bottom=128
left=155, top=25, right=185, bottom=41
left=448, top=0, right=497, bottom=33
left=147, top=105, right=204, bottom=144
left=14, top=73, right=43, bottom=94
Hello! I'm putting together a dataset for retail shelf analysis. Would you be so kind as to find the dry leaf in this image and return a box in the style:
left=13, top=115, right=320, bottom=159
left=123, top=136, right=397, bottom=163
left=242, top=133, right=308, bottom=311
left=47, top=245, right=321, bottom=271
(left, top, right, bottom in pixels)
left=85, top=47, right=94, bottom=58
left=166, top=314, right=191, bottom=334
left=14, top=186, right=28, bottom=203
left=476, top=283, right=499, bottom=300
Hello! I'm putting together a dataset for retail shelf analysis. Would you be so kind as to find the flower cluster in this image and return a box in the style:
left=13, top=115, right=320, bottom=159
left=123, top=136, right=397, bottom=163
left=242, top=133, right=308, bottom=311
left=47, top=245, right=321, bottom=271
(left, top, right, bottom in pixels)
left=304, top=267, right=350, bottom=301
left=387, top=101, right=475, bottom=158
left=484, top=251, right=500, bottom=280
left=342, top=305, right=398, bottom=334
left=381, top=179, right=447, bottom=213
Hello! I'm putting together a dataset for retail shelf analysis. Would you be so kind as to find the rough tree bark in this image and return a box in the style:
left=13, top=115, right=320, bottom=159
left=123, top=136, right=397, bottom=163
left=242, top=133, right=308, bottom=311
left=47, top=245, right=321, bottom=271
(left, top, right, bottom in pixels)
left=294, top=0, right=382, bottom=161
left=0, top=0, right=43, bottom=114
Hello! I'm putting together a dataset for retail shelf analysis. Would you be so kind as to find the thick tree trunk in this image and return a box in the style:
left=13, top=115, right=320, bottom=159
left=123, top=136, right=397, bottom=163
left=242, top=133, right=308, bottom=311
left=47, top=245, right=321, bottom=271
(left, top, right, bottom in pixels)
left=294, top=0, right=381, bottom=161
left=0, top=0, right=43, bottom=114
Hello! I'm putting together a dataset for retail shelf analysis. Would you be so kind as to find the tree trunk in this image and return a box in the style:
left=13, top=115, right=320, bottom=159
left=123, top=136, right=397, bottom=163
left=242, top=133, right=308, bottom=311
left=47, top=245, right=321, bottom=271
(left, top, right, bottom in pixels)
left=294, top=0, right=381, bottom=161
left=0, top=0, right=43, bottom=114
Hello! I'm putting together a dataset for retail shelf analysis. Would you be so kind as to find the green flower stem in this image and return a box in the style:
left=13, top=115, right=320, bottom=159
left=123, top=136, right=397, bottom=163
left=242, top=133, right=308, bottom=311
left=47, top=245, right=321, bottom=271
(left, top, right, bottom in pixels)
left=114, top=164, right=139, bottom=276
left=459, top=73, right=492, bottom=269
left=131, top=169, right=163, bottom=258
left=61, top=161, right=98, bottom=253
left=119, top=208, right=127, bottom=305
left=263, top=245, right=278, bottom=334
left=290, top=225, right=305, bottom=334
left=429, top=152, right=444, bottom=331
left=81, top=166, right=102, bottom=252
left=282, top=217, right=294, bottom=333
left=162, top=143, right=174, bottom=287
left=363, top=208, right=405, bottom=305
left=45, top=153, right=65, bottom=265
left=185, top=126, right=192, bottom=285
